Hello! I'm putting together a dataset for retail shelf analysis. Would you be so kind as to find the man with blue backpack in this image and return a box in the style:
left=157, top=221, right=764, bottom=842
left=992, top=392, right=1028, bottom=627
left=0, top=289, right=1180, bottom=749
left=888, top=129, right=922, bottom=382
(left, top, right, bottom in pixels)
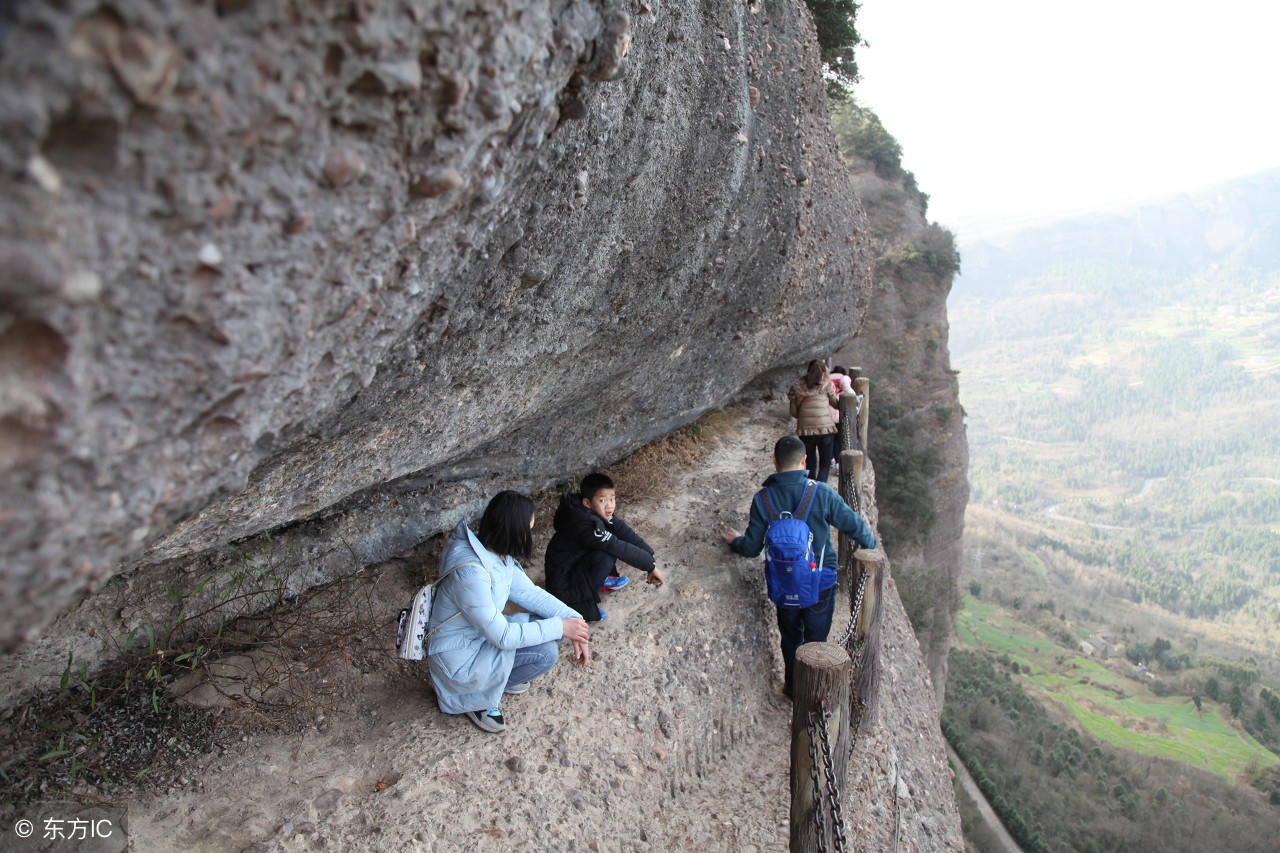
left=722, top=435, right=877, bottom=698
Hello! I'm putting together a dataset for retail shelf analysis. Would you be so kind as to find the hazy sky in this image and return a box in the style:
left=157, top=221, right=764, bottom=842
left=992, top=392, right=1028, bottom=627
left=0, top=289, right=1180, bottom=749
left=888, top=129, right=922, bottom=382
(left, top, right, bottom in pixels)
left=852, top=0, right=1280, bottom=232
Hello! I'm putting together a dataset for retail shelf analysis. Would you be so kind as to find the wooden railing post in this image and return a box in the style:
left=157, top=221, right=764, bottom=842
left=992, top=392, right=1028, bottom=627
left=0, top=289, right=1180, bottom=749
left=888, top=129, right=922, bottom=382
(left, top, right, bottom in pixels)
left=852, top=548, right=881, bottom=639
left=837, top=448, right=865, bottom=566
left=848, top=448, right=864, bottom=491
left=850, top=548, right=885, bottom=720
left=836, top=390, right=859, bottom=457
left=852, top=376, right=870, bottom=454
left=790, top=643, right=852, bottom=853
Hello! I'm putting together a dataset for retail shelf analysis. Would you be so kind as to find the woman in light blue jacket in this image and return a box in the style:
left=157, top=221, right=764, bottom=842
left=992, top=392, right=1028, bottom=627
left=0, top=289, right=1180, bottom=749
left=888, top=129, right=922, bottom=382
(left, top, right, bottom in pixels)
left=427, top=491, right=590, bottom=733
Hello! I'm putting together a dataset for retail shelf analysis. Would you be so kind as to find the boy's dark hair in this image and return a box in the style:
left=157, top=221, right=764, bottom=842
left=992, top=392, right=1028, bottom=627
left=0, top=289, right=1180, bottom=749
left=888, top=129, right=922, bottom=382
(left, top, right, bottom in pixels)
left=579, top=472, right=615, bottom=501
left=477, top=490, right=535, bottom=561
left=775, top=435, right=806, bottom=469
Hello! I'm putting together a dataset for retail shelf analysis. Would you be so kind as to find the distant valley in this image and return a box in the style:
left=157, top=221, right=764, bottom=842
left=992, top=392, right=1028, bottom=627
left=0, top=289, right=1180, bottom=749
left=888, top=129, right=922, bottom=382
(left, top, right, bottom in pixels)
left=943, top=167, right=1280, bottom=851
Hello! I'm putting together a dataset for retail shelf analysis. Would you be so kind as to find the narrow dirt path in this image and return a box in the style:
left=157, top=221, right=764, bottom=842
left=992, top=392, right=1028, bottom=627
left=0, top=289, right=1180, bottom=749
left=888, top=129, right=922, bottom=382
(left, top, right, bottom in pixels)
left=947, top=743, right=1024, bottom=853
left=119, top=398, right=962, bottom=852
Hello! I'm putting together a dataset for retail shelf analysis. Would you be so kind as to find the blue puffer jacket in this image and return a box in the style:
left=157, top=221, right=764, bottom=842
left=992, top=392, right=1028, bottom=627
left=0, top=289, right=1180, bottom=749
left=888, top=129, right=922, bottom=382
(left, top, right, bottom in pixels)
left=729, top=469, right=877, bottom=591
left=427, top=521, right=580, bottom=715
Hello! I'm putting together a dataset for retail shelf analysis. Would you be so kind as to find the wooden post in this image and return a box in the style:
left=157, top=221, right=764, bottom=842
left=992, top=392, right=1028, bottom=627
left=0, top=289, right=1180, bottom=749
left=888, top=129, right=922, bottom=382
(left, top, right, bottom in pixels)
left=837, top=449, right=865, bottom=567
left=790, top=643, right=852, bottom=853
left=853, top=376, right=870, bottom=454
left=836, top=391, right=859, bottom=457
left=838, top=448, right=863, bottom=506
left=849, top=548, right=885, bottom=725
left=852, top=548, right=881, bottom=641
left=843, top=365, right=863, bottom=393
left=835, top=391, right=860, bottom=590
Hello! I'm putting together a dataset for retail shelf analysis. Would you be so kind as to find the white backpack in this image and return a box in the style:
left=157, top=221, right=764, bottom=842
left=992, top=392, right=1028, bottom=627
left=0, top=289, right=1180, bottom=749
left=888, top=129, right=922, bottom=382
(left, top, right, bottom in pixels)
left=395, top=561, right=482, bottom=660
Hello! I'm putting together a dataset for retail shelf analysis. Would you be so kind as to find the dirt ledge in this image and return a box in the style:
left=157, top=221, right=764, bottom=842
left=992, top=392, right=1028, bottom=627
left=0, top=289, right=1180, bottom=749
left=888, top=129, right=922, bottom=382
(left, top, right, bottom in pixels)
left=8, top=401, right=961, bottom=852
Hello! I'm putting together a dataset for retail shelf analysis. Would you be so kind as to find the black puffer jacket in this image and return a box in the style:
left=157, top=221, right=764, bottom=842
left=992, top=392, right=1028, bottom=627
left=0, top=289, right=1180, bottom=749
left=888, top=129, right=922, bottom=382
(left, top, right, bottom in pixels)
left=543, top=492, right=655, bottom=615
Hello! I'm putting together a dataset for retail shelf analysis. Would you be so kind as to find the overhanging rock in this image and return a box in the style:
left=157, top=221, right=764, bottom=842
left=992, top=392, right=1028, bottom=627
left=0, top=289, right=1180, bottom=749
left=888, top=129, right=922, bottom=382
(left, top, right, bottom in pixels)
left=0, top=0, right=872, bottom=681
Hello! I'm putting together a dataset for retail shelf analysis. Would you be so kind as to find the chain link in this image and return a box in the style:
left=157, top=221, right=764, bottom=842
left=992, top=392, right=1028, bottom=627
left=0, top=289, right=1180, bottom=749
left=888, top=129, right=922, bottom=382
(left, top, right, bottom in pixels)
left=838, top=406, right=861, bottom=514
left=806, top=709, right=828, bottom=844
left=816, top=403, right=872, bottom=850
left=838, top=568, right=869, bottom=649
left=814, top=701, right=850, bottom=853
left=842, top=567, right=871, bottom=735
left=846, top=457, right=861, bottom=513
left=842, top=437, right=861, bottom=513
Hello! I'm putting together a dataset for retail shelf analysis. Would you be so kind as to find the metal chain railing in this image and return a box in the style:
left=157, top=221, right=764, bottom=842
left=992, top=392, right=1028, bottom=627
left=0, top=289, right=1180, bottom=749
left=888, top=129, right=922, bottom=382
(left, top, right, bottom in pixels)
left=806, top=709, right=829, bottom=845
left=806, top=700, right=850, bottom=853
left=839, top=401, right=862, bottom=515
left=789, top=373, right=876, bottom=853
left=836, top=568, right=868, bottom=650
left=815, top=701, right=850, bottom=853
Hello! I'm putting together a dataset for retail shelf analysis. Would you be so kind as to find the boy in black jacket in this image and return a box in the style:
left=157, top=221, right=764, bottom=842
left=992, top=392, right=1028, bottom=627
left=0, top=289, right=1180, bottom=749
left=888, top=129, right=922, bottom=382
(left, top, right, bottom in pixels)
left=544, top=473, right=665, bottom=622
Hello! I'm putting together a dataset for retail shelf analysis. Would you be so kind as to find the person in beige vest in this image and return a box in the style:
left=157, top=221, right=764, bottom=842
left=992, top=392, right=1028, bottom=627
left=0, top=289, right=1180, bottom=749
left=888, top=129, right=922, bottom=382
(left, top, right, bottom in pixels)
left=787, top=360, right=840, bottom=483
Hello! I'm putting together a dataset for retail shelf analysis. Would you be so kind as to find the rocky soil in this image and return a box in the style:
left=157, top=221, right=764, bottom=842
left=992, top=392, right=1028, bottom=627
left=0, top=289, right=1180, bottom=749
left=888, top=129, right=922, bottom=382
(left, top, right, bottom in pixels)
left=1, top=400, right=961, bottom=852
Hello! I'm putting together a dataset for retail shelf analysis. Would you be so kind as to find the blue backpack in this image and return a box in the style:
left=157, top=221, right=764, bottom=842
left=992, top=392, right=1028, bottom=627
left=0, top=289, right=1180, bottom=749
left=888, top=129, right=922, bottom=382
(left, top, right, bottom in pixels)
left=757, top=481, right=825, bottom=609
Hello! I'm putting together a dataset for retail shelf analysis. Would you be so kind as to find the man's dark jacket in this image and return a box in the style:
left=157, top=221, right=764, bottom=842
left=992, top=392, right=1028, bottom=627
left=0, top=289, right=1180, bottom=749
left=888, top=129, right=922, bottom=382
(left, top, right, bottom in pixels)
left=544, top=492, right=655, bottom=615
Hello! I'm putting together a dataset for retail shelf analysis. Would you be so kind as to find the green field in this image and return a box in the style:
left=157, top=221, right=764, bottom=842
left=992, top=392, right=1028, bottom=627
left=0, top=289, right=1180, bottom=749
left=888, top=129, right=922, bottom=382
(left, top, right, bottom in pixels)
left=945, top=170, right=1280, bottom=851
left=955, top=595, right=1279, bottom=779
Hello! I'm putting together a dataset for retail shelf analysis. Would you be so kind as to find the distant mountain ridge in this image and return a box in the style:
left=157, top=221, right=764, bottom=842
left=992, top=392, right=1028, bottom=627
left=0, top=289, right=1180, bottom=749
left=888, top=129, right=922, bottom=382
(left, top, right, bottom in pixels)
left=956, top=167, right=1280, bottom=301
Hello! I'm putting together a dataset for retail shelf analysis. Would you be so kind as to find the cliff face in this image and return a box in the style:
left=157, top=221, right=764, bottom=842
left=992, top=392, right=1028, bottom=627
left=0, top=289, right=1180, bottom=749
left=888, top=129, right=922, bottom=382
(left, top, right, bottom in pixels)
left=0, top=0, right=874, bottom=680
left=834, top=141, right=969, bottom=706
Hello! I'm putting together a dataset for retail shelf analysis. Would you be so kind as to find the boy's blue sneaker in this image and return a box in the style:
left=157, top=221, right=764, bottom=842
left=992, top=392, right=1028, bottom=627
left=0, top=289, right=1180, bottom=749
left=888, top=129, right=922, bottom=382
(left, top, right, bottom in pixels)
left=601, top=576, right=630, bottom=592
left=597, top=608, right=608, bottom=621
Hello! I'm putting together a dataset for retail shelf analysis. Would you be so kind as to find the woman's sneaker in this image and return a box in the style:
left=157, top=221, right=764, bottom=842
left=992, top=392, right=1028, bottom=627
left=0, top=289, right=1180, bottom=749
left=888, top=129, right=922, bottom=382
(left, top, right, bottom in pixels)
left=504, top=681, right=531, bottom=695
left=465, top=708, right=506, bottom=733
left=601, top=575, right=630, bottom=592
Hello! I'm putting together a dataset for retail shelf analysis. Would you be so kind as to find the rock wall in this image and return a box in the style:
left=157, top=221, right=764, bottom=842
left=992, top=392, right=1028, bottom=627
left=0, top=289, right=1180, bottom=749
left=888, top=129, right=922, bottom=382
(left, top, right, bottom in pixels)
left=834, top=152, right=969, bottom=707
left=0, top=0, right=872, bottom=686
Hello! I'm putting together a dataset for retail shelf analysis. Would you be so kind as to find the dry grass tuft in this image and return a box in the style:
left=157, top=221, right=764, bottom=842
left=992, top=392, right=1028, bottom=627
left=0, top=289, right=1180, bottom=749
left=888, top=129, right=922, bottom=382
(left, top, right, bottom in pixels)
left=603, top=408, right=741, bottom=504
left=0, top=569, right=391, bottom=805
left=528, top=408, right=741, bottom=577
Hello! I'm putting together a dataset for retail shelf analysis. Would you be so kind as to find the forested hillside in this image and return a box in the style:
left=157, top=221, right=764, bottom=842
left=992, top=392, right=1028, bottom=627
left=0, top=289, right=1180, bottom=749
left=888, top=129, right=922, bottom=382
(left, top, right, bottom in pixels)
left=946, top=169, right=1280, bottom=849
left=953, top=168, right=1280, bottom=644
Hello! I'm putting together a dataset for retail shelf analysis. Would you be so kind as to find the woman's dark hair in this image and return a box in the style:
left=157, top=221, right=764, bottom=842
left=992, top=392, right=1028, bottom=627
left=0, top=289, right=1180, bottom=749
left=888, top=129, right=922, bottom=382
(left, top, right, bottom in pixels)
left=804, top=359, right=828, bottom=390
left=477, top=490, right=535, bottom=561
